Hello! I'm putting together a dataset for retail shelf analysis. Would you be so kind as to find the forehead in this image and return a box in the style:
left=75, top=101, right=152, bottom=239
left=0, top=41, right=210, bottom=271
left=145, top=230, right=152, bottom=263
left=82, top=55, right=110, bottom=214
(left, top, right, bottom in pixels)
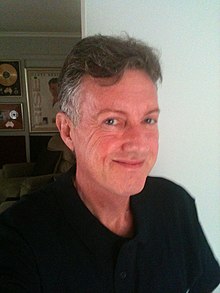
left=80, top=70, right=157, bottom=108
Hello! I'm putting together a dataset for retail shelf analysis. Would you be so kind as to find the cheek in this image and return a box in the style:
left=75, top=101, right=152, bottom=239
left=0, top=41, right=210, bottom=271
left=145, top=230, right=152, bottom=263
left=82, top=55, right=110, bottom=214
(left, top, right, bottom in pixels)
left=75, top=128, right=118, bottom=162
left=90, top=135, right=119, bottom=160
left=148, top=134, right=159, bottom=154
left=152, top=136, right=159, bottom=148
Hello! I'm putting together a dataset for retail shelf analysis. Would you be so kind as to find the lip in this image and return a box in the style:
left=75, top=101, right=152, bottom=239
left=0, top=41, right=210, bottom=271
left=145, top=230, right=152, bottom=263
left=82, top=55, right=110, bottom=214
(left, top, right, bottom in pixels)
left=113, top=159, right=145, bottom=169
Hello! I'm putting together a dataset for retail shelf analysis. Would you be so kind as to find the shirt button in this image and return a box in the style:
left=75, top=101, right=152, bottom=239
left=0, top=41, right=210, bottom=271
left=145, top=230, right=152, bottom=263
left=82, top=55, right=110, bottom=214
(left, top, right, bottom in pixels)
left=120, top=271, right=127, bottom=280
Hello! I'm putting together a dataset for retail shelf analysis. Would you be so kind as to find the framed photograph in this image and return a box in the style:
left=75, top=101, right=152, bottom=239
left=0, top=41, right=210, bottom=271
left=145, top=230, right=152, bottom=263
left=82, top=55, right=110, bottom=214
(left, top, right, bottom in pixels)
left=0, top=103, right=24, bottom=130
left=0, top=61, right=22, bottom=97
left=25, top=68, right=60, bottom=132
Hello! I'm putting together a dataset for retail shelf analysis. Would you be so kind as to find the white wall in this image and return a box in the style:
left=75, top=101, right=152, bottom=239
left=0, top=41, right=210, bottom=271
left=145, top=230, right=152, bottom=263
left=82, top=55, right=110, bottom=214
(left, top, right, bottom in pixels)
left=82, top=0, right=220, bottom=265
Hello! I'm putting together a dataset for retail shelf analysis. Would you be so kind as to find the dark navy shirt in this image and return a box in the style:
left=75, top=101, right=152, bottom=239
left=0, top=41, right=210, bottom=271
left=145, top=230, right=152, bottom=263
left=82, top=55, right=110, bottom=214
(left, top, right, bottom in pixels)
left=0, top=168, right=219, bottom=292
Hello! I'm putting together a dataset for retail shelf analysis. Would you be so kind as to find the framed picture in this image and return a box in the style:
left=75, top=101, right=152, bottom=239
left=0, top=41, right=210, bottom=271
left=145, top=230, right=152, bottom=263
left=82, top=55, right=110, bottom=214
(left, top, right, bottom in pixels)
left=25, top=68, right=60, bottom=132
left=0, top=103, right=24, bottom=130
left=0, top=61, right=22, bottom=97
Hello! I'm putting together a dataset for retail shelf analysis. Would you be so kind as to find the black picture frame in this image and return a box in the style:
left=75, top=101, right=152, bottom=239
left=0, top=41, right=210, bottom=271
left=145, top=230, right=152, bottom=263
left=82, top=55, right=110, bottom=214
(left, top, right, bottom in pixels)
left=0, top=60, right=22, bottom=97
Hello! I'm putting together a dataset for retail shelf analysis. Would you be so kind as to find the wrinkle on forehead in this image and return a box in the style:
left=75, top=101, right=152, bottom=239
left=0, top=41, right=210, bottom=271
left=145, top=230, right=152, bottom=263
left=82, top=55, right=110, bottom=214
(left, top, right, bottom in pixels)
left=79, top=69, right=158, bottom=116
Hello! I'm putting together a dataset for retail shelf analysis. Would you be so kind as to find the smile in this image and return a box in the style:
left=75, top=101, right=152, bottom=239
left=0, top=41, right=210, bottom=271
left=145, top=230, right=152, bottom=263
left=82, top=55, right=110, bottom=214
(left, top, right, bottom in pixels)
left=113, top=159, right=145, bottom=169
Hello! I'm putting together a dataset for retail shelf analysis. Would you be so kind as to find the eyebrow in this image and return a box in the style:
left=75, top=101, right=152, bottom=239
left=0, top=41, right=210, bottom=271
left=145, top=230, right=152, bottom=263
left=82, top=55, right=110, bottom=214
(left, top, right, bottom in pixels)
left=146, top=108, right=160, bottom=115
left=97, top=107, right=160, bottom=116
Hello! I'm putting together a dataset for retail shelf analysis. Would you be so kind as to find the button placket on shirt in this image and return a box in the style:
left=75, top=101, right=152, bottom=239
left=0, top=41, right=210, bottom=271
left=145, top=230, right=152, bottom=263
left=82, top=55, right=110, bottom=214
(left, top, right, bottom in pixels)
left=119, top=271, right=127, bottom=280
left=114, top=240, right=137, bottom=293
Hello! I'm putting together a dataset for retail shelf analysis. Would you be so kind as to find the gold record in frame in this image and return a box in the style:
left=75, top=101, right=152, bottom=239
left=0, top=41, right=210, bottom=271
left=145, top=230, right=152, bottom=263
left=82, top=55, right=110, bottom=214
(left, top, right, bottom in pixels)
left=0, top=61, right=22, bottom=96
left=0, top=63, right=18, bottom=86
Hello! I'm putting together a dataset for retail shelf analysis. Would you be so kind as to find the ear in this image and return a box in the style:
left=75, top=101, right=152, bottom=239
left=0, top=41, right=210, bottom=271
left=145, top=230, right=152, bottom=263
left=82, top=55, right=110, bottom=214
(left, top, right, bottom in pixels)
left=56, top=112, right=75, bottom=151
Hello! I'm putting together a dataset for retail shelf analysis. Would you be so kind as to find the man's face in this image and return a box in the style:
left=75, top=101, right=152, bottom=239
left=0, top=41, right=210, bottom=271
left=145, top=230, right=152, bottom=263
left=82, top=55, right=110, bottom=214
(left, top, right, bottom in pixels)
left=72, top=70, right=159, bottom=198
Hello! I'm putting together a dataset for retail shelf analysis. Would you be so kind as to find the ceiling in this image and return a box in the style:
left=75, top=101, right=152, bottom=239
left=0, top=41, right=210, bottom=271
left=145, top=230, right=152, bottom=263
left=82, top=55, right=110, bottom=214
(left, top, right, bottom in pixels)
left=0, top=0, right=81, bottom=37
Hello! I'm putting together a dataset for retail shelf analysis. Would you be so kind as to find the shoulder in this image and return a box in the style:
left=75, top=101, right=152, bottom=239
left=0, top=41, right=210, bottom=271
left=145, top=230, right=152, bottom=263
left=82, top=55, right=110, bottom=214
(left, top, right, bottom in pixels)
left=144, top=177, right=220, bottom=291
left=139, top=176, right=199, bottom=227
left=0, top=186, right=56, bottom=232
left=147, top=176, right=190, bottom=193
left=145, top=176, right=195, bottom=206
left=0, top=169, right=74, bottom=230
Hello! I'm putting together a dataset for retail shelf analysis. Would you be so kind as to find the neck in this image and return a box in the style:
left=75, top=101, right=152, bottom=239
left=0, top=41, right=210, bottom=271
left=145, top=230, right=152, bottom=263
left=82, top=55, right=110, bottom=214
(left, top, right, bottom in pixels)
left=74, top=178, right=134, bottom=238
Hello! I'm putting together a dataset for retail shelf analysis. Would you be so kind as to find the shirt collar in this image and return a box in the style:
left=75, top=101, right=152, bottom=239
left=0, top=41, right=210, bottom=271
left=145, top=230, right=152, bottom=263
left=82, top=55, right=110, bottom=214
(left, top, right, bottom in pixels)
left=55, top=168, right=154, bottom=258
left=55, top=168, right=128, bottom=260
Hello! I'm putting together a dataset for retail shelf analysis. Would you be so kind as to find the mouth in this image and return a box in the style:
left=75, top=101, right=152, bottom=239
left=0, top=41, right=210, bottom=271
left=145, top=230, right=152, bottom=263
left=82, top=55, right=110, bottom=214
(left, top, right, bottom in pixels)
left=113, top=159, right=145, bottom=169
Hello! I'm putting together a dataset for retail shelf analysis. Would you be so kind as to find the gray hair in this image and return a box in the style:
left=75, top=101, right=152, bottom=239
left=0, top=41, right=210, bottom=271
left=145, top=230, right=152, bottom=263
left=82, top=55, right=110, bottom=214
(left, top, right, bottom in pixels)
left=58, top=34, right=162, bottom=125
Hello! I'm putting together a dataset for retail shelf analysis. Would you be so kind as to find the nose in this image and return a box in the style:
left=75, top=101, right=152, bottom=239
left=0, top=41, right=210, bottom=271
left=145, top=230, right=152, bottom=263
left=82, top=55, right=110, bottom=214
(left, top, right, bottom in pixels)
left=121, top=125, right=152, bottom=153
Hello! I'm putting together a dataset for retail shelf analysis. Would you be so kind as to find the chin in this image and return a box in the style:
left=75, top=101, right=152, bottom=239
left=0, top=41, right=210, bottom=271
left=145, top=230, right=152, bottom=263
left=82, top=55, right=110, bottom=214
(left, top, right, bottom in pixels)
left=115, top=177, right=147, bottom=197
left=129, top=184, right=146, bottom=196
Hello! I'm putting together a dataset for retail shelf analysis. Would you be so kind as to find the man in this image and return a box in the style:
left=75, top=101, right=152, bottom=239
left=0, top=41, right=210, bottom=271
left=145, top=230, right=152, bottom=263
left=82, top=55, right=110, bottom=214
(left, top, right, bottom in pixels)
left=0, top=35, right=219, bottom=292
left=48, top=77, right=59, bottom=124
left=48, top=78, right=59, bottom=107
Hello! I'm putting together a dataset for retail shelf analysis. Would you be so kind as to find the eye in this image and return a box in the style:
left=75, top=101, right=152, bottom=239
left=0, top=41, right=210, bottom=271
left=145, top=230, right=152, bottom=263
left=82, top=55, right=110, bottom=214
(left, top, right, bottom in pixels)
left=144, top=118, right=157, bottom=125
left=105, top=118, right=117, bottom=126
